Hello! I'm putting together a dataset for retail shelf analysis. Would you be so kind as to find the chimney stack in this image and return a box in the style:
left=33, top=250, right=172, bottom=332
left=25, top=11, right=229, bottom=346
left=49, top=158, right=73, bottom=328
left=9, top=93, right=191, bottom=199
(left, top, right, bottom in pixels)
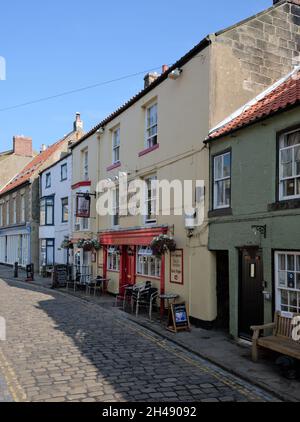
left=144, top=72, right=160, bottom=89
left=13, top=136, right=33, bottom=157
left=74, top=112, right=83, bottom=131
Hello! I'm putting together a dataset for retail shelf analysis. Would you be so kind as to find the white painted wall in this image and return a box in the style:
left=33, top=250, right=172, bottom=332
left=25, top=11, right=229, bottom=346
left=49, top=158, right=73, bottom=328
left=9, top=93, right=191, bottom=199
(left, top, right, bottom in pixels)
left=39, top=154, right=72, bottom=266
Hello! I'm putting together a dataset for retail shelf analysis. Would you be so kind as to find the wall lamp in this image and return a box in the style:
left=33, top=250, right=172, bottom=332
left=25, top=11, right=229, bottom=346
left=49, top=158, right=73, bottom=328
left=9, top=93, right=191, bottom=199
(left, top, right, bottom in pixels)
left=251, top=225, right=267, bottom=238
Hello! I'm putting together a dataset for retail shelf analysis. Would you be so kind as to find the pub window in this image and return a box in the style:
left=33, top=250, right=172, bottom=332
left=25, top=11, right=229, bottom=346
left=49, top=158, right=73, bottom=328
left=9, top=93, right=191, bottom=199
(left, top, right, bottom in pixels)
left=107, top=246, right=120, bottom=271
left=136, top=246, right=161, bottom=278
left=275, top=251, right=300, bottom=314
left=213, top=151, right=231, bottom=209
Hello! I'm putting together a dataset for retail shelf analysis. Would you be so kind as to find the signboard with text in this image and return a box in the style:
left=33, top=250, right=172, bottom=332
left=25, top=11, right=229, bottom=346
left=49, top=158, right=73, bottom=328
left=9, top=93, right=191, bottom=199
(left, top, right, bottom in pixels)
left=76, top=194, right=91, bottom=218
left=170, top=249, right=184, bottom=285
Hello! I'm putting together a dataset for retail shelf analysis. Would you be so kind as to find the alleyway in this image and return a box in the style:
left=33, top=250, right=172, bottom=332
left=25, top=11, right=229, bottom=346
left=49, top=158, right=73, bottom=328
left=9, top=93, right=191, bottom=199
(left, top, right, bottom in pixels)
left=0, top=277, right=277, bottom=402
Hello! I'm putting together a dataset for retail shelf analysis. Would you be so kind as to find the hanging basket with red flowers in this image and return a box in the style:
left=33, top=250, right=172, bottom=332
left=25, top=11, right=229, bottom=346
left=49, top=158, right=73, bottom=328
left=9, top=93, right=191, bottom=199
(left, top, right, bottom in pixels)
left=150, top=234, right=176, bottom=257
left=77, top=239, right=101, bottom=251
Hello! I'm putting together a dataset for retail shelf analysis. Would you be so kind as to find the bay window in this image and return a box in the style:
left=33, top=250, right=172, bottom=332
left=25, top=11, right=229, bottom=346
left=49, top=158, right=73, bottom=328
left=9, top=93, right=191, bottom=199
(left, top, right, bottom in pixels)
left=279, top=129, right=300, bottom=200
left=275, top=251, right=300, bottom=314
left=213, top=151, right=231, bottom=209
left=136, top=246, right=161, bottom=278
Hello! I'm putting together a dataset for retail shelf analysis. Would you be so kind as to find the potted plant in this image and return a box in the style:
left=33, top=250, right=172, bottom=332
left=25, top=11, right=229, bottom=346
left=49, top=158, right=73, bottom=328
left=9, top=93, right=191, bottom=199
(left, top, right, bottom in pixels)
left=77, top=238, right=101, bottom=251
left=150, top=234, right=176, bottom=257
left=61, top=239, right=73, bottom=250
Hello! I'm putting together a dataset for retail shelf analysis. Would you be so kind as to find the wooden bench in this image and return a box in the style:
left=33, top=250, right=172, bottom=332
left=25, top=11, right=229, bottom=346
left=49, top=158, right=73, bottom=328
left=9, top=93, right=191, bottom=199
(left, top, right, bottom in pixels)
left=251, top=312, right=300, bottom=362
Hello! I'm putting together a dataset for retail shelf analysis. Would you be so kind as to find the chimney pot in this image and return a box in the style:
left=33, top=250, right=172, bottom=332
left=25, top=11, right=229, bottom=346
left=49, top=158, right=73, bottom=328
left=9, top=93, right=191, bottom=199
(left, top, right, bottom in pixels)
left=74, top=112, right=83, bottom=131
left=40, top=144, right=47, bottom=152
left=162, top=64, right=169, bottom=73
left=13, top=136, right=33, bottom=157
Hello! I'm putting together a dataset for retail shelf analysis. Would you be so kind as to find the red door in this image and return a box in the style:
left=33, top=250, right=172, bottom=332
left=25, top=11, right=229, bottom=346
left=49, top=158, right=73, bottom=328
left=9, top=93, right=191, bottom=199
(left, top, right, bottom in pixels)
left=120, top=246, right=136, bottom=295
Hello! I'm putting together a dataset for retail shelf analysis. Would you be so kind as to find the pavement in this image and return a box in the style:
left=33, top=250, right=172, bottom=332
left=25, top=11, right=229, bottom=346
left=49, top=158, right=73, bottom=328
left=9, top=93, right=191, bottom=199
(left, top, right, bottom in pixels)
left=0, top=265, right=278, bottom=402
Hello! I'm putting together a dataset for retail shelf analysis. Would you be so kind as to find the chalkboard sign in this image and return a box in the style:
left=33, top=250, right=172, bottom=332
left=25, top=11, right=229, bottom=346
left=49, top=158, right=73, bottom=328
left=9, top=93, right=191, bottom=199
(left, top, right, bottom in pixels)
left=168, top=302, right=190, bottom=333
left=26, top=264, right=34, bottom=281
left=53, top=265, right=68, bottom=288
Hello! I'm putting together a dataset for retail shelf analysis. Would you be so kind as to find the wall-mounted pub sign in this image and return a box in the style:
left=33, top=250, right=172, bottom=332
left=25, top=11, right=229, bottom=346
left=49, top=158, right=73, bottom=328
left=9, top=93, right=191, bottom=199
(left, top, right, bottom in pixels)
left=170, top=249, right=184, bottom=285
left=76, top=193, right=91, bottom=218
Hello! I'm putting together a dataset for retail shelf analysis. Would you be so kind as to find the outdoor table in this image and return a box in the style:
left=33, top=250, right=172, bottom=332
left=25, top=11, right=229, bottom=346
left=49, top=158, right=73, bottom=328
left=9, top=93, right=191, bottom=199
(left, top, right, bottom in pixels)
left=159, top=293, right=179, bottom=322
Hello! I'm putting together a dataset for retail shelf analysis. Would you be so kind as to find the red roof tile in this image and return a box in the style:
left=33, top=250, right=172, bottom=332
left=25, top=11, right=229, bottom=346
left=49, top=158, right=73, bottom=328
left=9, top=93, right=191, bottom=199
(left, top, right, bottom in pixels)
left=0, top=138, right=67, bottom=195
left=208, top=69, right=300, bottom=141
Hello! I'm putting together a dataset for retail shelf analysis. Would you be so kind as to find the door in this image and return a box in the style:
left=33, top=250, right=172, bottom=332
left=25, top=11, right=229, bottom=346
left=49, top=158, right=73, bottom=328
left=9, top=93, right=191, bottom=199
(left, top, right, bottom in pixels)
left=239, top=248, right=264, bottom=339
left=124, top=246, right=135, bottom=285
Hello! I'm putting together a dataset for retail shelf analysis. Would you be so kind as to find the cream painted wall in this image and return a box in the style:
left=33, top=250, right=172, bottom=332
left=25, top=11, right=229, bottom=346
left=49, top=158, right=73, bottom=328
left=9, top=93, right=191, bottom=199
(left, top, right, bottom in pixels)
left=95, top=48, right=217, bottom=322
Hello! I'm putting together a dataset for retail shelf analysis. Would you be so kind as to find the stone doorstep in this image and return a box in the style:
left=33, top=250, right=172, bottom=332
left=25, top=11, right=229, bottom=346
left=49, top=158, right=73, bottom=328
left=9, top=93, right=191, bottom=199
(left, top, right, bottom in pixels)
left=1, top=269, right=299, bottom=402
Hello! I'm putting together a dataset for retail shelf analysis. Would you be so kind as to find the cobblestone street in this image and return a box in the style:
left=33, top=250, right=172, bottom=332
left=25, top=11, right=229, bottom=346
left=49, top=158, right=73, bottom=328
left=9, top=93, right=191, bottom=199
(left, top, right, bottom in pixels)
left=0, top=277, right=278, bottom=402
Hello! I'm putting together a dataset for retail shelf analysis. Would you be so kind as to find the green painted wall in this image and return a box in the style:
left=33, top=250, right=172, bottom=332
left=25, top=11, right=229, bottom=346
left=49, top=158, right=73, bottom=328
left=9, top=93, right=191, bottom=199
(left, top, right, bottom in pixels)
left=208, top=107, right=300, bottom=338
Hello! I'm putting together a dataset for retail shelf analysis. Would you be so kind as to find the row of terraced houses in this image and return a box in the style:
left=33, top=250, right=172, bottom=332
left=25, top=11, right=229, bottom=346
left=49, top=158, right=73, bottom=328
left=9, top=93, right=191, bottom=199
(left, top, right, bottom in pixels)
left=1, top=0, right=300, bottom=339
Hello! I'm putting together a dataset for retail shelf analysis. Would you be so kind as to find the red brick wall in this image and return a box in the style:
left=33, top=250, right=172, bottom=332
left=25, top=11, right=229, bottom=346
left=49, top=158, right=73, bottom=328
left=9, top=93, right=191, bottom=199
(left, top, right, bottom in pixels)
left=13, top=136, right=33, bottom=157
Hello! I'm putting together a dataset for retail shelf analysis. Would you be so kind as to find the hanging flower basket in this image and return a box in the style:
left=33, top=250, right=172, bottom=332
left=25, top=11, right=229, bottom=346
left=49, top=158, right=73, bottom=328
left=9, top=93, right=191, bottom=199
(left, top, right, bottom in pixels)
left=150, top=234, right=176, bottom=257
left=61, top=239, right=74, bottom=250
left=77, top=238, right=101, bottom=251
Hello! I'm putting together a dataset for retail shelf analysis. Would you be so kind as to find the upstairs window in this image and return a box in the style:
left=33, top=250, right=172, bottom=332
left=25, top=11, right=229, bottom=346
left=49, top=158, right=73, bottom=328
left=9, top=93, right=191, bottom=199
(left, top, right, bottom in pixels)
left=13, top=198, right=17, bottom=224
left=279, top=130, right=300, bottom=200
left=112, top=127, right=120, bottom=164
left=145, top=103, right=158, bottom=149
left=112, top=187, right=119, bottom=227
left=0, top=204, right=3, bottom=226
left=61, top=163, right=67, bottom=181
left=40, top=196, right=54, bottom=226
left=6, top=200, right=9, bottom=225
left=144, top=175, right=157, bottom=224
left=61, top=197, right=69, bottom=223
left=82, top=149, right=89, bottom=181
left=45, top=173, right=51, bottom=189
left=213, top=151, right=231, bottom=209
left=21, top=195, right=25, bottom=223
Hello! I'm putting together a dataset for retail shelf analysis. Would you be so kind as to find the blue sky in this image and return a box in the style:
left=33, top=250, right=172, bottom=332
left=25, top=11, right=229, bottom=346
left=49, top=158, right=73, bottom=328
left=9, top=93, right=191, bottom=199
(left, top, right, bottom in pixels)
left=0, top=0, right=270, bottom=152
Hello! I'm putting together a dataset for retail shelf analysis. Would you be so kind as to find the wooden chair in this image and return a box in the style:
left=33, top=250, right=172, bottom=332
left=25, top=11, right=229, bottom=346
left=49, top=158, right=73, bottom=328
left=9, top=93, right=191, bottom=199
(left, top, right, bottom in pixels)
left=251, top=312, right=300, bottom=362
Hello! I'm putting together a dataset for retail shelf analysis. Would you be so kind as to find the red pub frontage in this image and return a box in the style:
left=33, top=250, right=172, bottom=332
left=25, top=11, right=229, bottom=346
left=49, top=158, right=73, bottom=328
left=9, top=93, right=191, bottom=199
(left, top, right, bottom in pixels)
left=99, top=226, right=169, bottom=310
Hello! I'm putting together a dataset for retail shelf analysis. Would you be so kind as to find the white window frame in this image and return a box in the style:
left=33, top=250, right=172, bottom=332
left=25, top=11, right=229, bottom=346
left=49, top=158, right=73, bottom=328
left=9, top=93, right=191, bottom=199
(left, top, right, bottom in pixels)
left=107, top=246, right=120, bottom=272
left=213, top=152, right=231, bottom=210
left=279, top=129, right=300, bottom=200
left=112, top=127, right=120, bottom=164
left=145, top=103, right=158, bottom=149
left=275, top=251, right=300, bottom=314
left=136, top=246, right=161, bottom=278
left=45, top=172, right=51, bottom=189
left=61, top=163, right=68, bottom=181
left=0, top=204, right=3, bottom=226
left=144, top=175, right=157, bottom=224
left=82, top=149, right=89, bottom=181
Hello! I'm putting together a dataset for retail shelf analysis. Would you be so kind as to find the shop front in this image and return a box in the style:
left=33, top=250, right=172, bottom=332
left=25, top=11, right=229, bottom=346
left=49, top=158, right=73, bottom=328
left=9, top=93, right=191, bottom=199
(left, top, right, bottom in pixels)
left=99, top=226, right=169, bottom=305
